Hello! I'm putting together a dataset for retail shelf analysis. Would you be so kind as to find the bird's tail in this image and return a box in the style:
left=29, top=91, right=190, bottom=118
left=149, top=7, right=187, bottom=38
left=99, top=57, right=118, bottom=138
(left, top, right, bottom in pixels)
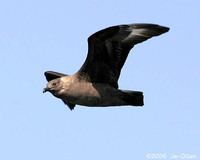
left=121, top=90, right=144, bottom=106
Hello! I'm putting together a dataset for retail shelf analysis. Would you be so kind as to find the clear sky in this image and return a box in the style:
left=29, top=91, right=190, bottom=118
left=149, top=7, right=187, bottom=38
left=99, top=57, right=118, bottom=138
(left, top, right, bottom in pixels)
left=1, top=0, right=200, bottom=160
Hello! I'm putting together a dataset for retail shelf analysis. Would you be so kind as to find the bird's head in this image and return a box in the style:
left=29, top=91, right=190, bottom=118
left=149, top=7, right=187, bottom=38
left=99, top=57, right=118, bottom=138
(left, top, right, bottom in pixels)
left=43, top=78, right=63, bottom=97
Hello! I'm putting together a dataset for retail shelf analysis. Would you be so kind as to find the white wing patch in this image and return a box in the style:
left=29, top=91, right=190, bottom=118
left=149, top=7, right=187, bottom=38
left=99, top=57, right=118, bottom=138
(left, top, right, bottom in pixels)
left=124, top=28, right=151, bottom=41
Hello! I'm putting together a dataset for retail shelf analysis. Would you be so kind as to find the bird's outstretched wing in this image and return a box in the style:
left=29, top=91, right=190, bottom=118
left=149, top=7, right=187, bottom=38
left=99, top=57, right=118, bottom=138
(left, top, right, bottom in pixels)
left=76, top=23, right=169, bottom=88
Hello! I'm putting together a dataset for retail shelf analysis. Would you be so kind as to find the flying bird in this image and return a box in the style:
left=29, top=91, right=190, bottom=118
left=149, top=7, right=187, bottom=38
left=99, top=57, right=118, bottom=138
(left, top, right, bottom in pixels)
left=43, top=23, right=169, bottom=110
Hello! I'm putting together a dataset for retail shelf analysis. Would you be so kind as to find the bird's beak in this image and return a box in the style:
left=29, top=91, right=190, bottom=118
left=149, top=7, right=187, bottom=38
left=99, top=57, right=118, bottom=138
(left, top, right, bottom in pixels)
left=43, top=87, right=50, bottom=93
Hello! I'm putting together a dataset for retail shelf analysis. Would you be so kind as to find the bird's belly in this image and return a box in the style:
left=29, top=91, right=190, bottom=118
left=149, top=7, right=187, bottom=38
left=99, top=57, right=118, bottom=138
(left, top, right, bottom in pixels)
left=63, top=82, right=124, bottom=106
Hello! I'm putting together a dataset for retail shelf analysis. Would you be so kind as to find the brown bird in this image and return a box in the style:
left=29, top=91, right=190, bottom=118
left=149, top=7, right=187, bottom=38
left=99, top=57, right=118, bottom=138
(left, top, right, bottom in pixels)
left=43, top=23, right=169, bottom=110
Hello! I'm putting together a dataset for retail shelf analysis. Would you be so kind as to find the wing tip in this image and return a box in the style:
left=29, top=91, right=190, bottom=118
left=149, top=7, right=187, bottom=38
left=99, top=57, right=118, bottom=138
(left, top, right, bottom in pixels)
left=44, top=71, right=68, bottom=82
left=131, top=23, right=170, bottom=34
left=157, top=25, right=170, bottom=34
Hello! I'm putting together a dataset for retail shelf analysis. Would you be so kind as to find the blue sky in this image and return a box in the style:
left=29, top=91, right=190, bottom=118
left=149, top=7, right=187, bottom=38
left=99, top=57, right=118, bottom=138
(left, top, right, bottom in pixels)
left=1, top=0, right=200, bottom=160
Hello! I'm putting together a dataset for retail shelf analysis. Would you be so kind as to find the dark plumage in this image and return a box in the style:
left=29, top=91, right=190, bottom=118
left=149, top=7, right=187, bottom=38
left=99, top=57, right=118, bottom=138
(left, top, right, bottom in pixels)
left=43, top=23, right=169, bottom=110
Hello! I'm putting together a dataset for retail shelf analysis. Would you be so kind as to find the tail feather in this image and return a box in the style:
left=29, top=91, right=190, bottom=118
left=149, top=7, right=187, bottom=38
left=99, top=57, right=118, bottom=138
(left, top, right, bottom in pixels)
left=121, top=90, right=144, bottom=106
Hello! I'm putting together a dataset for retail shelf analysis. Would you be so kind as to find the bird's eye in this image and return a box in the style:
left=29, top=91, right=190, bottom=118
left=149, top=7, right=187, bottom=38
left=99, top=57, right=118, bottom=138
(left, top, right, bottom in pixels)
left=52, top=82, right=56, bottom=86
